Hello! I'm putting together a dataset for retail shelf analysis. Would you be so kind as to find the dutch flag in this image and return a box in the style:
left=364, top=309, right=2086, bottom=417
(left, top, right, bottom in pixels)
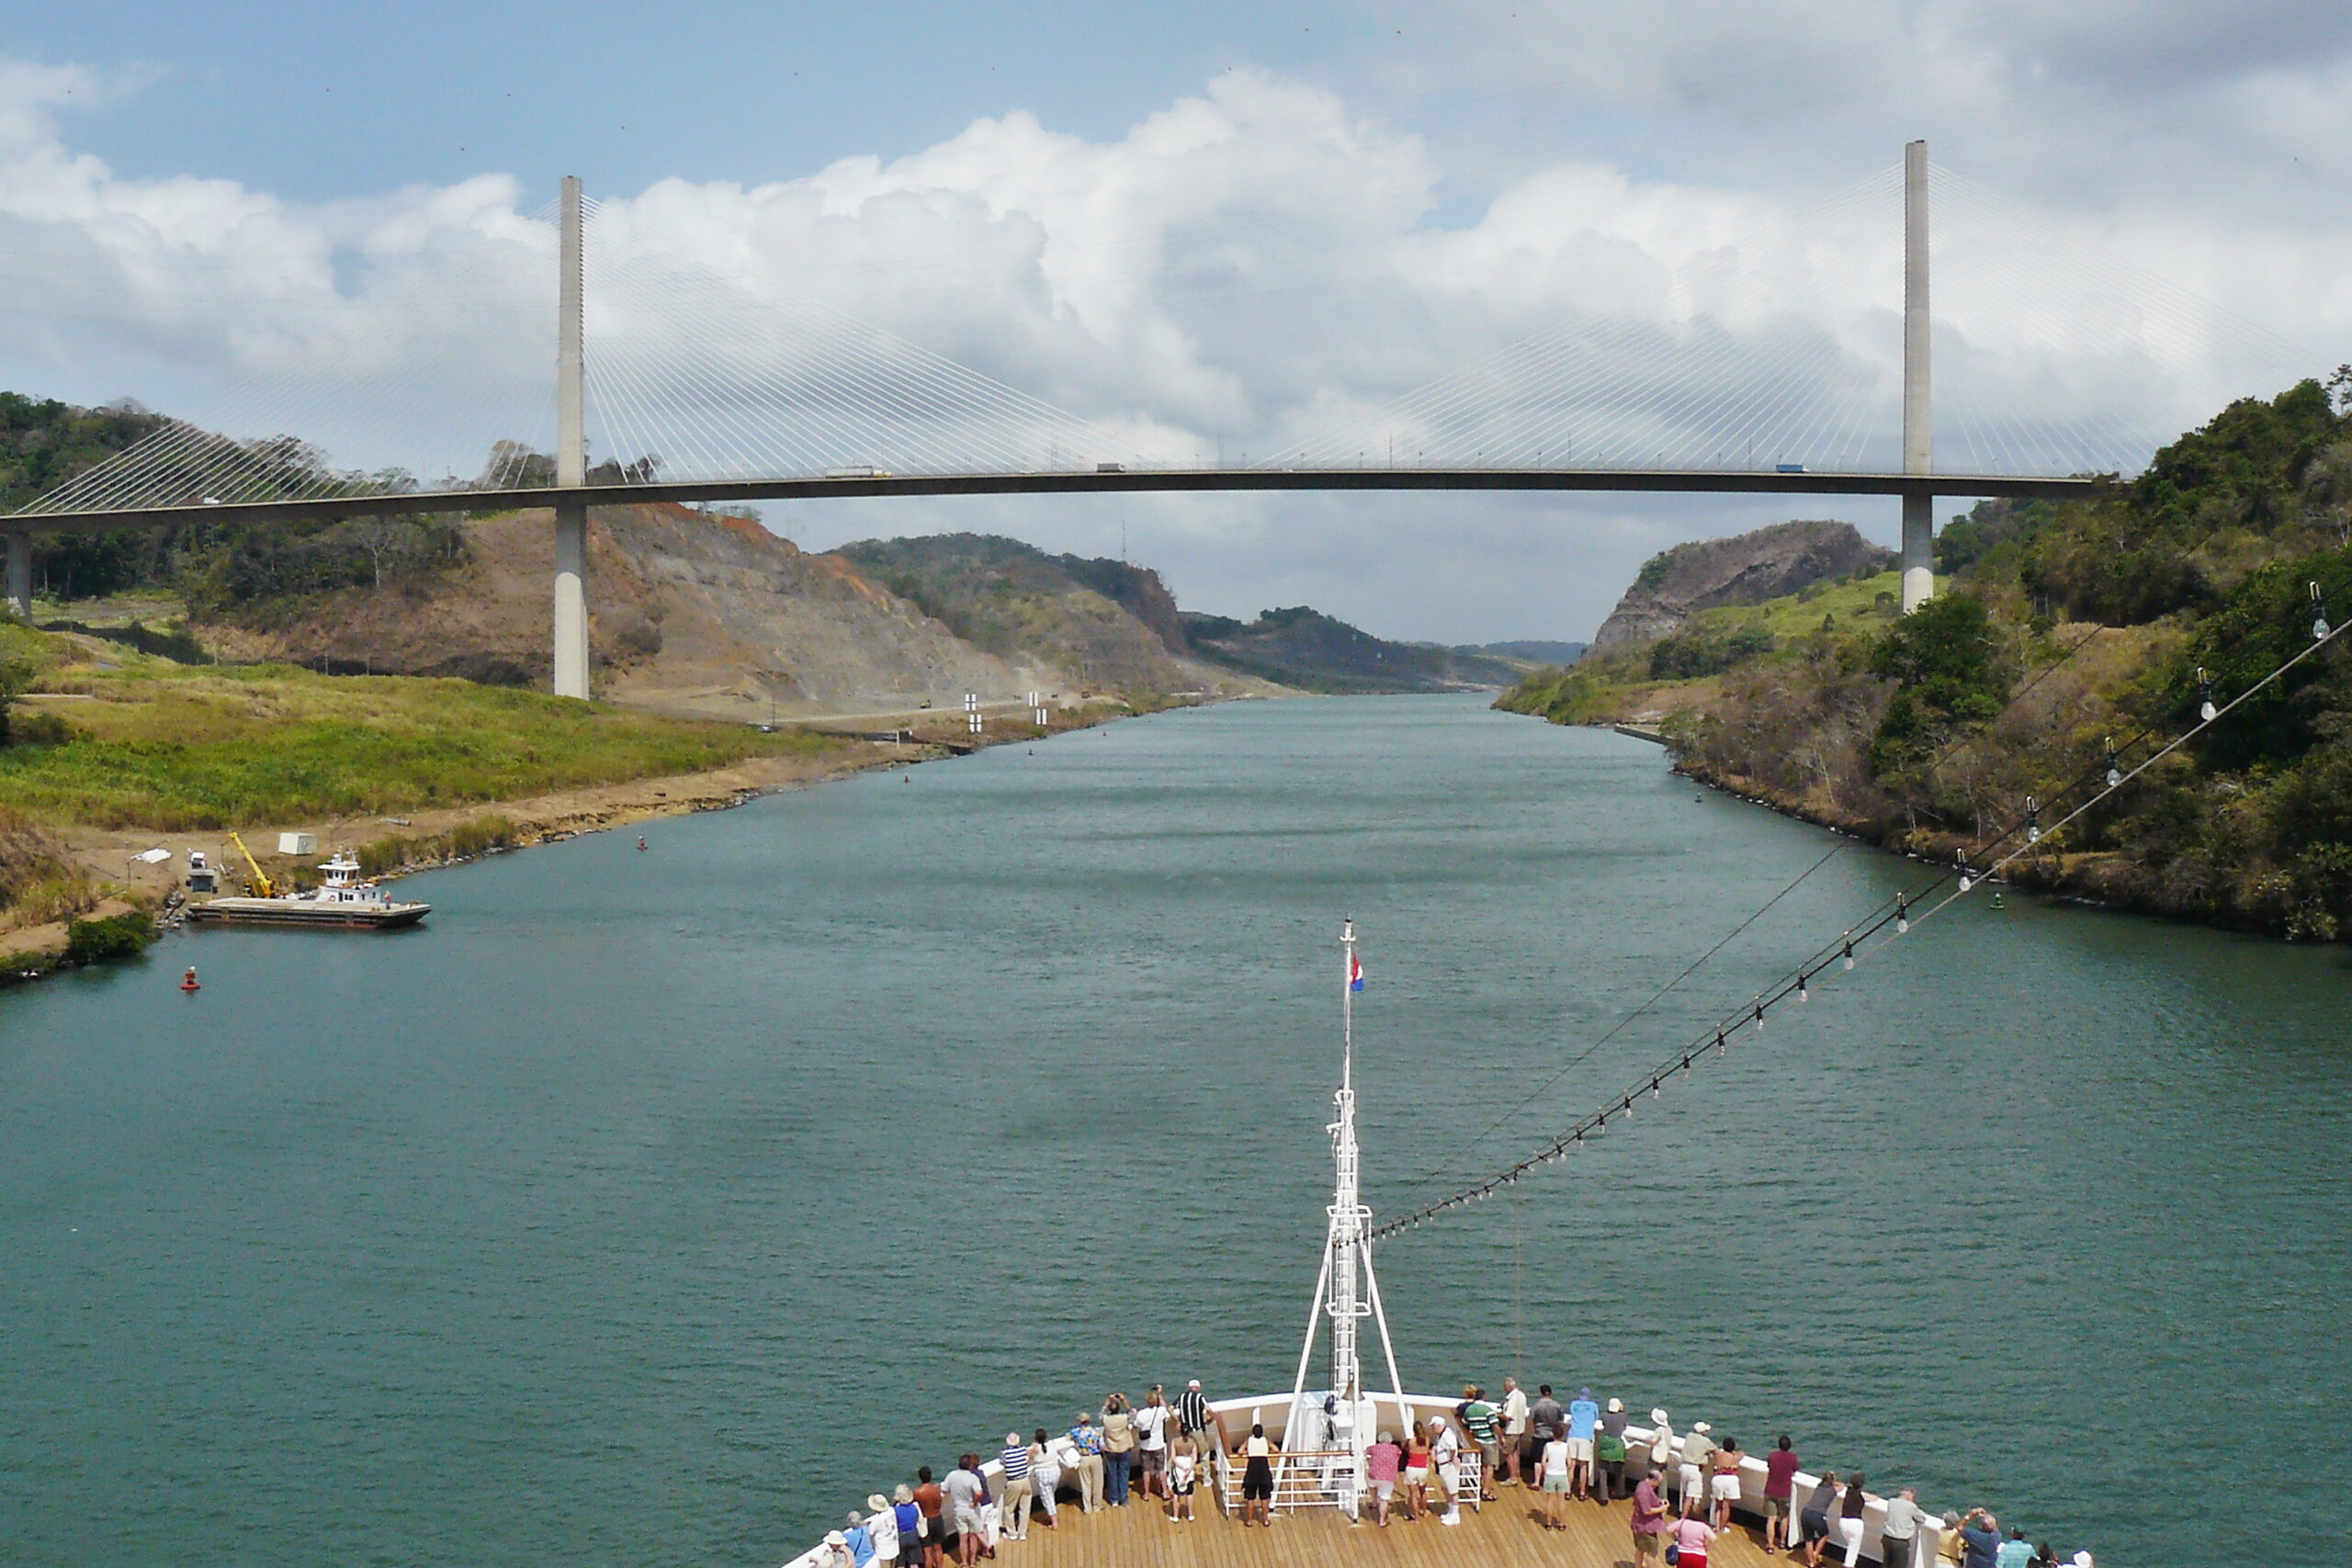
left=1349, top=951, right=1365, bottom=992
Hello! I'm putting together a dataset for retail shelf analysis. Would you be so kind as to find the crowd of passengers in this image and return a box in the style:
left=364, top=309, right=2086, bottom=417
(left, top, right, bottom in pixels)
left=803, top=1376, right=2089, bottom=1568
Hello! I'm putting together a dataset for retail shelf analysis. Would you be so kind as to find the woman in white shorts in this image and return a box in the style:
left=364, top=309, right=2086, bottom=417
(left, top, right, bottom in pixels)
left=1709, top=1437, right=1744, bottom=1529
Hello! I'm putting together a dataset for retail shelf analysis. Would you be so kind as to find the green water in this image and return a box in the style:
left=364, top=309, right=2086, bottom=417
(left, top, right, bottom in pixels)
left=3, top=695, right=2345, bottom=1566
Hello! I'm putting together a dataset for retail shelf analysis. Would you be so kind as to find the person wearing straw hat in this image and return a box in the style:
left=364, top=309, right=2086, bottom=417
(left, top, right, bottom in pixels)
left=865, top=1496, right=899, bottom=1566
left=818, top=1529, right=853, bottom=1568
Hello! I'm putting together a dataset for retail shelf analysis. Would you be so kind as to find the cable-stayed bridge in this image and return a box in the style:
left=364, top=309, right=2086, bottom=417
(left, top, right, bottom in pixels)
left=3, top=143, right=2293, bottom=697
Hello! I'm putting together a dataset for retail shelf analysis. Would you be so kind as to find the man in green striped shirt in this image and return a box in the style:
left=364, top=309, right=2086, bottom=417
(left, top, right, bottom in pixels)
left=1457, top=1386, right=1501, bottom=1501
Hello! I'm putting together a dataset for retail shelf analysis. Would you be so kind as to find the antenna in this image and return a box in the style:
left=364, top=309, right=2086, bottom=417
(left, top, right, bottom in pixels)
left=1284, top=919, right=1409, bottom=1519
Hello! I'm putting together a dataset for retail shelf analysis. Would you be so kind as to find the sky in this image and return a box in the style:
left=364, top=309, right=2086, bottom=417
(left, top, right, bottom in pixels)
left=4, top=2, right=2351, bottom=641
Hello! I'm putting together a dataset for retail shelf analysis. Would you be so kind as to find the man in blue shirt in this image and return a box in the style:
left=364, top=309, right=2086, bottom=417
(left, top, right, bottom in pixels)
left=1956, top=1507, right=2003, bottom=1568
left=1565, top=1387, right=1600, bottom=1500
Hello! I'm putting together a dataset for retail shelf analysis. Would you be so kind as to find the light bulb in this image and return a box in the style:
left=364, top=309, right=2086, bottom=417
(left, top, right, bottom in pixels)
left=1797, top=975, right=1810, bottom=1002
left=1842, top=936, right=1856, bottom=970
left=1960, top=873, right=1973, bottom=893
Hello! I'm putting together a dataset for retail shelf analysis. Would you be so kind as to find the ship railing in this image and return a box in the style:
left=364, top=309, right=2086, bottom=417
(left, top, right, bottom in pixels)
left=1214, top=1444, right=1362, bottom=1517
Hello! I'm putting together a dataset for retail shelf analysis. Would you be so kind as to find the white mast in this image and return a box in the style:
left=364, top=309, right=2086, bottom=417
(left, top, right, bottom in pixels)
left=1286, top=919, right=1410, bottom=1519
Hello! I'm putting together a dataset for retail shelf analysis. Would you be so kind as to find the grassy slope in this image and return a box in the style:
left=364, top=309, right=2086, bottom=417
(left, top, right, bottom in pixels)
left=2, top=630, right=844, bottom=831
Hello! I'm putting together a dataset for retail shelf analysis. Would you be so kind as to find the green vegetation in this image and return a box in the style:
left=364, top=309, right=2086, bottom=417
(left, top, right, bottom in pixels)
left=1866, top=593, right=2011, bottom=774
left=1499, top=375, right=2352, bottom=941
left=0, top=646, right=845, bottom=830
left=356, top=815, right=520, bottom=876
left=0, top=803, right=97, bottom=928
left=63, top=909, right=156, bottom=965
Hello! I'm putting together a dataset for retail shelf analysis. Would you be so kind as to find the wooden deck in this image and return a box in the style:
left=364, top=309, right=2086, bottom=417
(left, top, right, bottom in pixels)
left=1000, top=1485, right=1781, bottom=1568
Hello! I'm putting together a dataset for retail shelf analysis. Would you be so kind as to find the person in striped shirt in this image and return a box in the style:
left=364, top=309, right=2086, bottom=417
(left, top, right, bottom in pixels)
left=1458, top=1386, right=1502, bottom=1501
left=997, top=1433, right=1034, bottom=1540
left=1174, top=1379, right=1226, bottom=1458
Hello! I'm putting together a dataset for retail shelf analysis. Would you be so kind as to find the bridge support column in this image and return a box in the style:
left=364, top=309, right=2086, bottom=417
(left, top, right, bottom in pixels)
left=552, top=502, right=590, bottom=699
left=1900, top=137, right=1935, bottom=615
left=1901, top=493, right=1934, bottom=612
left=6, top=531, right=28, bottom=620
left=552, top=174, right=591, bottom=699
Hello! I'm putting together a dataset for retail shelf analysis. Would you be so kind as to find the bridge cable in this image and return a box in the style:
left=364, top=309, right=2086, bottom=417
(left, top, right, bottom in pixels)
left=1372, top=607, right=2349, bottom=1242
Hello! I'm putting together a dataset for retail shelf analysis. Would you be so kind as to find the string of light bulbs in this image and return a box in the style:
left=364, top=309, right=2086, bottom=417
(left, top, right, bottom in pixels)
left=1372, top=587, right=2348, bottom=1242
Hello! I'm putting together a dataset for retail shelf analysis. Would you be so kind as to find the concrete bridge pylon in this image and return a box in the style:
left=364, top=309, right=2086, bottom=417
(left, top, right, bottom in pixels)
left=1901, top=138, right=1936, bottom=615
left=552, top=175, right=592, bottom=701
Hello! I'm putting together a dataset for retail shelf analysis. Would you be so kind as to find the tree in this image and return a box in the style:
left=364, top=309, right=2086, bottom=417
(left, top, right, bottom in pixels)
left=1867, top=593, right=2011, bottom=774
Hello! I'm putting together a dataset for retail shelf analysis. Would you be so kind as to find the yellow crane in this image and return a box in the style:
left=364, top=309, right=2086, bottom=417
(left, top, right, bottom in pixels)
left=227, top=832, right=276, bottom=898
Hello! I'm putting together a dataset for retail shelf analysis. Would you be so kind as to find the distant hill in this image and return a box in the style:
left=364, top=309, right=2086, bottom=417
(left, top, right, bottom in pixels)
left=1469, top=639, right=1587, bottom=666
left=1182, top=606, right=1521, bottom=694
left=829, top=533, right=1234, bottom=696
left=1592, top=520, right=1894, bottom=648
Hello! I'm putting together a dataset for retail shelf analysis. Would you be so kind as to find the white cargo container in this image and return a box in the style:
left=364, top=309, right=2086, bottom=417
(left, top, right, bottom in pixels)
left=277, top=832, right=318, bottom=856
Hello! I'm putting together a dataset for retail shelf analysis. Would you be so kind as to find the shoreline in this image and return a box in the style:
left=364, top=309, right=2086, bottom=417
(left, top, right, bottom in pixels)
left=4, top=700, right=1178, bottom=984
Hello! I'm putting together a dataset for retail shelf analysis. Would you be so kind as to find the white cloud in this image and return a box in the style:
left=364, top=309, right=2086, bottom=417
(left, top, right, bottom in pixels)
left=2, top=27, right=2350, bottom=641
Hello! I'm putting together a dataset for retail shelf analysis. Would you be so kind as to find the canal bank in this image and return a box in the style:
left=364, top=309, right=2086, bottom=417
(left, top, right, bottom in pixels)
left=3, top=695, right=2345, bottom=1566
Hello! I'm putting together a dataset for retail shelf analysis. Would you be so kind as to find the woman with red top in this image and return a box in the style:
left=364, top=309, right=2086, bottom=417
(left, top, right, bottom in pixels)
left=1401, top=1421, right=1434, bottom=1520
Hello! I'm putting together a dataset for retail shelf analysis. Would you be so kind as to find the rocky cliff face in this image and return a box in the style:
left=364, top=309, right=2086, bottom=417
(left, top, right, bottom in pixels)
left=1591, top=520, right=1894, bottom=647
left=216, top=504, right=1027, bottom=717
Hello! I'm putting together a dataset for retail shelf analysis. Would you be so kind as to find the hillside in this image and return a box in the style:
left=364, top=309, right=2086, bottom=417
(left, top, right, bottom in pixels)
left=1591, top=519, right=1894, bottom=647
left=204, top=503, right=1039, bottom=719
left=829, top=533, right=1223, bottom=697
left=1498, top=377, right=2352, bottom=942
left=1182, top=606, right=1521, bottom=694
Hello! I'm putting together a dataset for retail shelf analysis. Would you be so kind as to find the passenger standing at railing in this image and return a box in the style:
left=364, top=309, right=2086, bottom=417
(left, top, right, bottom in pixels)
left=996, top=1434, right=1033, bottom=1540
left=943, top=1456, right=988, bottom=1566
left=1530, top=1385, right=1566, bottom=1453
left=1679, top=1422, right=1716, bottom=1515
left=1066, top=1414, right=1103, bottom=1512
left=1798, top=1471, right=1839, bottom=1567
left=891, top=1486, right=924, bottom=1568
left=1763, top=1436, right=1802, bottom=1554
left=1499, top=1377, right=1531, bottom=1484
left=1647, top=1411, right=1678, bottom=1507
left=1460, top=1386, right=1502, bottom=1500
left=1836, top=1472, right=1869, bottom=1566
left=1133, top=1388, right=1172, bottom=1502
left=912, top=1467, right=945, bottom=1568
left=1711, top=1437, right=1744, bottom=1529
left=1430, top=1413, right=1465, bottom=1522
left=1099, top=1393, right=1136, bottom=1506
left=1401, top=1421, right=1433, bottom=1518
left=1174, top=1379, right=1225, bottom=1459
left=865, top=1495, right=899, bottom=1566
left=1236, top=1423, right=1278, bottom=1527
left=1565, top=1387, right=1600, bottom=1501
left=1598, top=1397, right=1631, bottom=1499
left=1024, top=1431, right=1059, bottom=1529
left=1879, top=1484, right=1926, bottom=1568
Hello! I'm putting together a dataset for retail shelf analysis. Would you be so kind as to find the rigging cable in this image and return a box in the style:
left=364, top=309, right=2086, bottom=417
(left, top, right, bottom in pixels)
left=1371, top=604, right=2349, bottom=1242
left=1398, top=604, right=2118, bottom=1208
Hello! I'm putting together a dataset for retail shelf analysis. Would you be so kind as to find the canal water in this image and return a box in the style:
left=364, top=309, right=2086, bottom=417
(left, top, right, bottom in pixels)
left=3, top=696, right=2345, bottom=1566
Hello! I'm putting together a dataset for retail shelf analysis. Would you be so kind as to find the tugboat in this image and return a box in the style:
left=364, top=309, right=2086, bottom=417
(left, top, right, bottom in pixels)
left=188, top=850, right=431, bottom=930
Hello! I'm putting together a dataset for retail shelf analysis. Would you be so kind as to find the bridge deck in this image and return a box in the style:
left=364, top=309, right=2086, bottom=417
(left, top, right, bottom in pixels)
left=12, top=467, right=2103, bottom=534
left=1002, top=1487, right=1774, bottom=1568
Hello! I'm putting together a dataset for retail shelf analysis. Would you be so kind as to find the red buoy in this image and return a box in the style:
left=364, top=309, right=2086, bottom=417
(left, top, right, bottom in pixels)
left=179, top=967, right=201, bottom=993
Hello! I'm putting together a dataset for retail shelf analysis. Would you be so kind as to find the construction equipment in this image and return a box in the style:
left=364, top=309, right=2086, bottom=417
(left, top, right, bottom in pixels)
left=227, top=832, right=276, bottom=898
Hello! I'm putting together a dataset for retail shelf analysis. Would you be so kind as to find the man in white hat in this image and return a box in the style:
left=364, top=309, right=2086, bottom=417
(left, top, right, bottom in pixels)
left=817, top=1529, right=853, bottom=1568
left=997, top=1433, right=1034, bottom=1540
left=1678, top=1421, right=1714, bottom=1515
